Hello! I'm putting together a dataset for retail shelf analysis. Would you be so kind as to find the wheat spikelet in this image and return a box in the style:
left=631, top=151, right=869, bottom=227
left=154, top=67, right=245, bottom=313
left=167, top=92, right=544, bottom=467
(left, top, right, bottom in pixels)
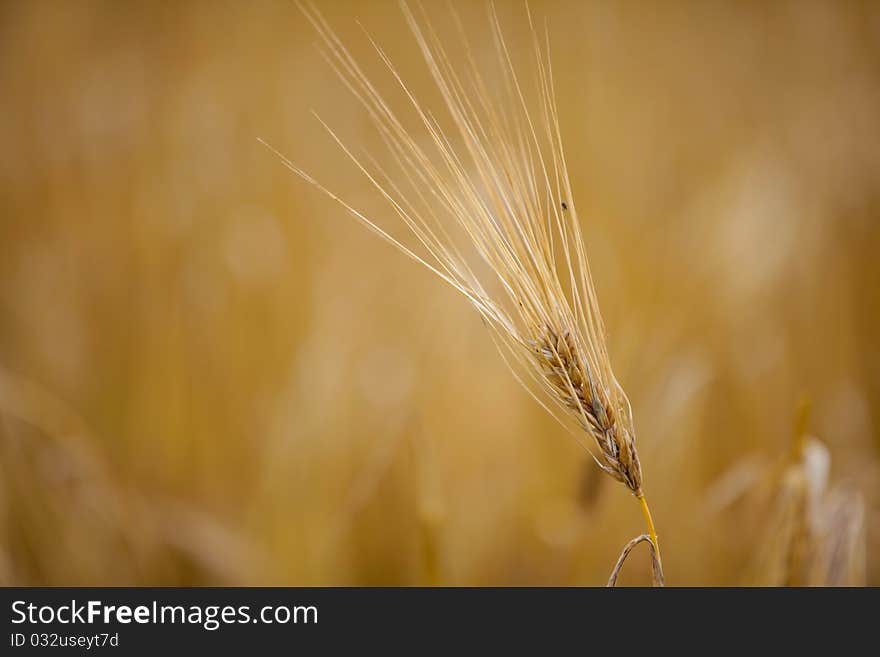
left=533, top=324, right=642, bottom=491
left=267, top=0, right=661, bottom=577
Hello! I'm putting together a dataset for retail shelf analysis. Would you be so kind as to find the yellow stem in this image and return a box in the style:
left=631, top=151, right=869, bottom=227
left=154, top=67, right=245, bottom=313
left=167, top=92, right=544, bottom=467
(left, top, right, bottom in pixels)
left=637, top=492, right=662, bottom=568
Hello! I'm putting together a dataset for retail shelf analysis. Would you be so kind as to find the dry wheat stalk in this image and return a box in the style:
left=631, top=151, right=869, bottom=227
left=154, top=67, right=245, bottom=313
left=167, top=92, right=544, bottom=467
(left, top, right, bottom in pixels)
left=607, top=534, right=664, bottom=587
left=266, top=0, right=662, bottom=582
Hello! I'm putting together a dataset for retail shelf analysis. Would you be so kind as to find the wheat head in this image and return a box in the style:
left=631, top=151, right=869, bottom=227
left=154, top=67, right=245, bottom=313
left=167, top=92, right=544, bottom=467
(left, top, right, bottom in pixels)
left=266, top=0, right=660, bottom=572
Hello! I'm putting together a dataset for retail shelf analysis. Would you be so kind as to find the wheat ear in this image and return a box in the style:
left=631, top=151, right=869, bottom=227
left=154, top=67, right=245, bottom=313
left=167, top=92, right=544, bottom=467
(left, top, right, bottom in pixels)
left=271, top=0, right=663, bottom=583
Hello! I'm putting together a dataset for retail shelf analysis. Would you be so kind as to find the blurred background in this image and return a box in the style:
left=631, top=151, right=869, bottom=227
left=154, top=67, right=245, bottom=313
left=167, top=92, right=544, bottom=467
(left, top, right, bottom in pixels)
left=1, top=0, right=878, bottom=586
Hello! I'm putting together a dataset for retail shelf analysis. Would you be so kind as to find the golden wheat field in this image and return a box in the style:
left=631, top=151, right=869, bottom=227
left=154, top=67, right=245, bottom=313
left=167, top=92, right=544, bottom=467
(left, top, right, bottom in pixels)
left=1, top=0, right=878, bottom=587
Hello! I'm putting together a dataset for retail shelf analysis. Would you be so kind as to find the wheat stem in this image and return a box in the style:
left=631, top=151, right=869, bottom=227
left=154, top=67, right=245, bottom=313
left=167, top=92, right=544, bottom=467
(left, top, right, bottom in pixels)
left=637, top=492, right=662, bottom=570
left=607, top=533, right=664, bottom=587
